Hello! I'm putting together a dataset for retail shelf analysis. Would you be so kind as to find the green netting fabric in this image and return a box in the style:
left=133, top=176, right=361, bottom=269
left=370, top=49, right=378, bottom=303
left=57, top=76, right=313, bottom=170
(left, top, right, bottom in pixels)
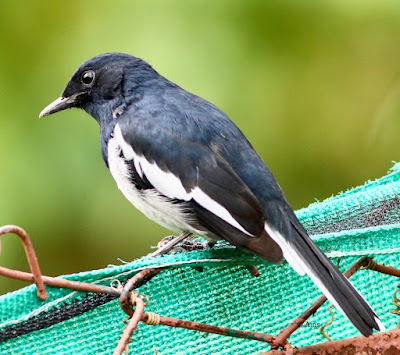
left=1, top=164, right=400, bottom=354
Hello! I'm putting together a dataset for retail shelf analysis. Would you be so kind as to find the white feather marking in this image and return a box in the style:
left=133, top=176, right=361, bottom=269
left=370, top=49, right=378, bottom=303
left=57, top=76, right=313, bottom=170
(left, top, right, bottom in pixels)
left=107, top=130, right=204, bottom=235
left=134, top=159, right=143, bottom=178
left=138, top=156, right=253, bottom=236
left=264, top=223, right=305, bottom=275
left=114, top=124, right=135, bottom=160
left=112, top=123, right=253, bottom=237
left=139, top=156, right=253, bottom=236
left=265, top=222, right=383, bottom=331
left=192, top=187, right=252, bottom=236
left=265, top=221, right=350, bottom=318
left=138, top=157, right=190, bottom=200
left=375, top=317, right=386, bottom=332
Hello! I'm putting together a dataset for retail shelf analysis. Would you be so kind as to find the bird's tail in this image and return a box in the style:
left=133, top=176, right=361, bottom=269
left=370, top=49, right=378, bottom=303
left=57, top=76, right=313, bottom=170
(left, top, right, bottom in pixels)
left=263, top=201, right=384, bottom=336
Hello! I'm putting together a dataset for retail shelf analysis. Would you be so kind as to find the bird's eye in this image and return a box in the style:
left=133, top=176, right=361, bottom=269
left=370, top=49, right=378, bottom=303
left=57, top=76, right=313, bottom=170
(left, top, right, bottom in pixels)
left=81, top=70, right=95, bottom=85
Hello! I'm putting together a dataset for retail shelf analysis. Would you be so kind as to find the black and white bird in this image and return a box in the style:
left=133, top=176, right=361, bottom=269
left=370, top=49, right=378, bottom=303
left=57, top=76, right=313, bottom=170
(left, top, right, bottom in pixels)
left=39, top=53, right=382, bottom=336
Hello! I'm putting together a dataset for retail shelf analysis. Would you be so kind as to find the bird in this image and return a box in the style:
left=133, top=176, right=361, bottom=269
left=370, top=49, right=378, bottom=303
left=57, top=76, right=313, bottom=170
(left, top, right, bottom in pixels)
left=39, top=52, right=382, bottom=336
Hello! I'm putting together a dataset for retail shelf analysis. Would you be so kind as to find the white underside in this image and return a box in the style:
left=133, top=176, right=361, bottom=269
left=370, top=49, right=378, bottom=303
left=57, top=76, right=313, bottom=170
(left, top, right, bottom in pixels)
left=107, top=130, right=205, bottom=236
left=108, top=124, right=252, bottom=237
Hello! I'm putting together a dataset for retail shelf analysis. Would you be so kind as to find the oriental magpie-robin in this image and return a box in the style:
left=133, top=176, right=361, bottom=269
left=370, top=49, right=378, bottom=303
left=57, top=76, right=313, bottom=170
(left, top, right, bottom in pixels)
left=40, top=53, right=382, bottom=336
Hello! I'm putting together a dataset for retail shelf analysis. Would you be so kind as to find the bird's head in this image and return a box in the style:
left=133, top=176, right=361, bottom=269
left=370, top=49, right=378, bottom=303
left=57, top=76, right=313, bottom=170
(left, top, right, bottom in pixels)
left=39, top=52, right=158, bottom=122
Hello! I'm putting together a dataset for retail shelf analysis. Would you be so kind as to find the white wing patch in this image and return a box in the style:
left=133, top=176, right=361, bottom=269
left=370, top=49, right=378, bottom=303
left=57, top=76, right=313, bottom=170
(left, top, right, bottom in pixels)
left=191, top=187, right=252, bottom=235
left=112, top=123, right=253, bottom=237
left=138, top=157, right=189, bottom=200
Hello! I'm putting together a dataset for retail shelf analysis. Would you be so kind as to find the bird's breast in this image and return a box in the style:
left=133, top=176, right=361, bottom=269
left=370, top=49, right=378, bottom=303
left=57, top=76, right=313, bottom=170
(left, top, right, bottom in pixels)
left=106, top=131, right=206, bottom=236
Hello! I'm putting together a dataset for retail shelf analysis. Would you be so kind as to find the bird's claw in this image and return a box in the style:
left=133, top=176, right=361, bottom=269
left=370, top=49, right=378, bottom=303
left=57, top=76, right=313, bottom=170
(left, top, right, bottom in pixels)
left=177, top=236, right=214, bottom=252
left=156, top=235, right=176, bottom=249
left=152, top=234, right=214, bottom=257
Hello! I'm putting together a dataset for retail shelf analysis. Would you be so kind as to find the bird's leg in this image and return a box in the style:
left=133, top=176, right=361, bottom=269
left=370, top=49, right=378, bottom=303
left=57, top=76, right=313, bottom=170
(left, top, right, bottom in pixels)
left=178, top=236, right=215, bottom=252
left=151, top=234, right=258, bottom=276
left=151, top=233, right=216, bottom=257
left=150, top=232, right=191, bottom=257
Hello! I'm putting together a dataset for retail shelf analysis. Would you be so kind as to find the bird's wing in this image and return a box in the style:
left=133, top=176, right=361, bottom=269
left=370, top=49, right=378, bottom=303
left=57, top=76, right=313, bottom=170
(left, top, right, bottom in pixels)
left=113, top=119, right=283, bottom=263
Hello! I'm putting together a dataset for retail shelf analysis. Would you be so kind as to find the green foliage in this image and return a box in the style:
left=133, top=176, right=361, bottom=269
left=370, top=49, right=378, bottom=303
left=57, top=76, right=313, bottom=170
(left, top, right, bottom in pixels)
left=1, top=1, right=400, bottom=293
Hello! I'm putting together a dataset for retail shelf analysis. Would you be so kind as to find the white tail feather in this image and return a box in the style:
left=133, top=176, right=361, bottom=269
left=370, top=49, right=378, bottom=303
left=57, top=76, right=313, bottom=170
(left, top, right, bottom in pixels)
left=264, top=222, right=384, bottom=331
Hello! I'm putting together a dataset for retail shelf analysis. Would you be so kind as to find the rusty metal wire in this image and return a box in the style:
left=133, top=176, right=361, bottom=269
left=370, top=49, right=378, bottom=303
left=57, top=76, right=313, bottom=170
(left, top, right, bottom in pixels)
left=119, top=268, right=161, bottom=317
left=270, top=256, right=369, bottom=350
left=116, top=301, right=279, bottom=355
left=113, top=297, right=145, bottom=355
left=362, top=256, right=400, bottom=278
left=147, top=314, right=277, bottom=343
left=0, top=225, right=47, bottom=300
left=115, top=269, right=279, bottom=354
left=3, top=224, right=400, bottom=355
left=0, top=267, right=122, bottom=296
left=0, top=228, right=278, bottom=352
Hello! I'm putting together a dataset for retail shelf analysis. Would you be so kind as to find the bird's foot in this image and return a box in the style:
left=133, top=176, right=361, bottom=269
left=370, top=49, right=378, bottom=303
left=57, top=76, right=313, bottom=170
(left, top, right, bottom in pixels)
left=176, top=236, right=215, bottom=253
left=151, top=234, right=258, bottom=276
left=151, top=233, right=215, bottom=257
left=156, top=235, right=177, bottom=249
left=150, top=232, right=191, bottom=257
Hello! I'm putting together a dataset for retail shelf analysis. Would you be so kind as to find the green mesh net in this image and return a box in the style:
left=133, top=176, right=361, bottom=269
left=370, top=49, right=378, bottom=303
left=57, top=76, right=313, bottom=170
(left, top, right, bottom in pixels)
left=1, top=163, right=400, bottom=354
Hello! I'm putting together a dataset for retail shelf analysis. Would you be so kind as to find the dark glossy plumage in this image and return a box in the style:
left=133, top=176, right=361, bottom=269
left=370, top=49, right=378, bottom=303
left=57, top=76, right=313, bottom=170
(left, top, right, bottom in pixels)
left=40, top=52, right=382, bottom=336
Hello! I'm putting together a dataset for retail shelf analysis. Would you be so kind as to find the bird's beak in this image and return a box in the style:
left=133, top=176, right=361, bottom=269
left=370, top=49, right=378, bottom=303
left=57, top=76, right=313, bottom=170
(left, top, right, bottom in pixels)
left=39, top=93, right=82, bottom=118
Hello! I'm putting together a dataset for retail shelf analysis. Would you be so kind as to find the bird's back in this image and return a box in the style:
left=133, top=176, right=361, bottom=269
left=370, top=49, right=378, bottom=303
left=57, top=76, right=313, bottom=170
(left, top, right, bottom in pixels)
left=129, top=80, right=285, bottom=206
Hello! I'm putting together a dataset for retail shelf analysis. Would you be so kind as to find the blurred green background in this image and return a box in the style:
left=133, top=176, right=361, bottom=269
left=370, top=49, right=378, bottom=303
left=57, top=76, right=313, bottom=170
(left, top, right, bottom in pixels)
left=2, top=1, right=400, bottom=294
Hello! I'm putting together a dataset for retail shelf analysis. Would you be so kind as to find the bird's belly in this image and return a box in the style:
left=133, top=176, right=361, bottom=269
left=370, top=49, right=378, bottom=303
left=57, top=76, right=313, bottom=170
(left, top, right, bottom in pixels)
left=107, top=138, right=205, bottom=236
